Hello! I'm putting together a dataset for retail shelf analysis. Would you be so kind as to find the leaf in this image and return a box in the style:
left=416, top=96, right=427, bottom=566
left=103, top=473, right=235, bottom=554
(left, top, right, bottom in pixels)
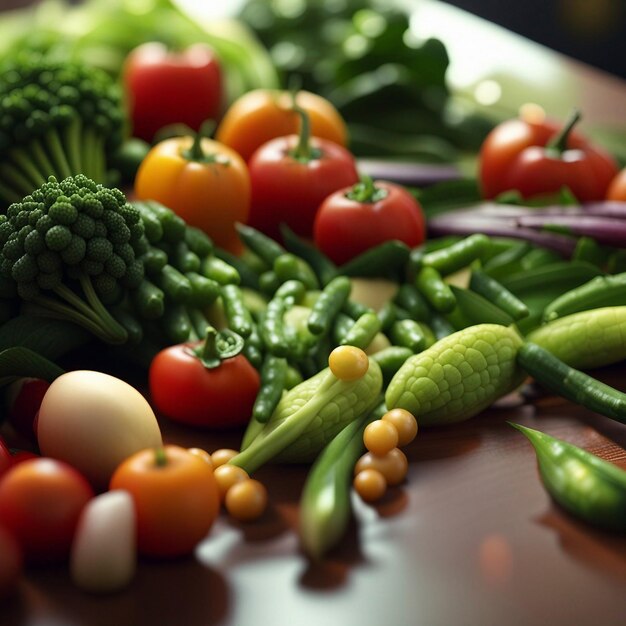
left=0, top=346, right=64, bottom=387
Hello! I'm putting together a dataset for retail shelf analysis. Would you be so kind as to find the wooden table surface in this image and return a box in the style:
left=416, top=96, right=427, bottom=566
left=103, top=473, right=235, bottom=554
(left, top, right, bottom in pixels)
left=3, top=366, right=626, bottom=626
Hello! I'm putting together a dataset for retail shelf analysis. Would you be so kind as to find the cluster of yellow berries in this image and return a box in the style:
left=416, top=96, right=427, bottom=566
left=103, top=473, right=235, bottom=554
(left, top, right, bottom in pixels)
left=353, top=408, right=417, bottom=502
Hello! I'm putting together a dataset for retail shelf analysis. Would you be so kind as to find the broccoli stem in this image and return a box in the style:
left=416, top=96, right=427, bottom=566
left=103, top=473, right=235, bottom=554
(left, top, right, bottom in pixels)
left=77, top=272, right=129, bottom=341
left=0, top=163, right=34, bottom=197
left=10, top=149, right=46, bottom=188
left=29, top=140, right=59, bottom=180
left=0, top=181, right=21, bottom=204
left=63, top=119, right=82, bottom=175
left=45, top=129, right=72, bottom=180
left=81, top=128, right=97, bottom=181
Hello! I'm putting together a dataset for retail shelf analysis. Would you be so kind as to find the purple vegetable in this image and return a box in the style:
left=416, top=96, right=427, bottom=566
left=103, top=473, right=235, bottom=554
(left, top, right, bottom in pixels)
left=516, top=214, right=626, bottom=246
left=356, top=159, right=461, bottom=187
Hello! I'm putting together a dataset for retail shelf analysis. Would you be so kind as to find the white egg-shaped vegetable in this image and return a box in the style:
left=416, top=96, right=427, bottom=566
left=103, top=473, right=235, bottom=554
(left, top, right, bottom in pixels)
left=37, top=370, right=162, bottom=488
left=71, top=490, right=136, bottom=593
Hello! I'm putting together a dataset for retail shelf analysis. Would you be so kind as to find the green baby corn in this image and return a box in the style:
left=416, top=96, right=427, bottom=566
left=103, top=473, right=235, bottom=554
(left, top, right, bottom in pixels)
left=386, top=324, right=524, bottom=425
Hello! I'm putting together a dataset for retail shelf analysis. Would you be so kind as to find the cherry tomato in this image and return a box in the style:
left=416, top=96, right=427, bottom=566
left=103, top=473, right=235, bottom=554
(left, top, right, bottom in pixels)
left=110, top=445, right=219, bottom=558
left=214, top=464, right=248, bottom=501
left=124, top=42, right=222, bottom=143
left=313, top=178, right=426, bottom=265
left=355, top=448, right=408, bottom=487
left=211, top=449, right=239, bottom=468
left=216, top=88, right=348, bottom=162
left=10, top=451, right=39, bottom=467
left=149, top=329, right=260, bottom=429
left=381, top=408, right=418, bottom=447
left=479, top=110, right=618, bottom=202
left=135, top=125, right=250, bottom=254
left=0, top=438, right=12, bottom=477
left=328, top=346, right=369, bottom=381
left=0, top=525, right=22, bottom=600
left=354, top=469, right=387, bottom=503
left=0, top=458, right=94, bottom=562
left=247, top=106, right=358, bottom=240
left=606, top=168, right=626, bottom=201
left=225, top=479, right=268, bottom=522
left=363, top=420, right=399, bottom=456
left=5, top=378, right=49, bottom=442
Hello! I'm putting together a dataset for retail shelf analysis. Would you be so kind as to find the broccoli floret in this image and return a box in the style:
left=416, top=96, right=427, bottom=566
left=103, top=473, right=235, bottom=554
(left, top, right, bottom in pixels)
left=0, top=175, right=146, bottom=344
left=0, top=53, right=125, bottom=205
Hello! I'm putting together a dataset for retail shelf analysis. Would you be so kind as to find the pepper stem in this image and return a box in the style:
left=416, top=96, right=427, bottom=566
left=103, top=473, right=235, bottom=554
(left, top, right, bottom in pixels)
left=546, top=109, right=581, bottom=154
left=201, top=326, right=220, bottom=363
left=345, top=175, right=389, bottom=203
left=291, top=99, right=312, bottom=161
left=154, top=447, right=168, bottom=467
left=185, top=120, right=216, bottom=162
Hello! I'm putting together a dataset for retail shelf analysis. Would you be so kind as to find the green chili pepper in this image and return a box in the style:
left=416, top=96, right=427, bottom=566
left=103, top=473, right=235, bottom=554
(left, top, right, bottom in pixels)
left=482, top=241, right=532, bottom=280
left=415, top=266, right=456, bottom=313
left=340, top=311, right=381, bottom=349
left=446, top=286, right=515, bottom=329
left=185, top=272, right=221, bottom=308
left=253, top=355, right=288, bottom=423
left=307, top=276, right=352, bottom=336
left=337, top=240, right=410, bottom=279
left=511, top=423, right=626, bottom=532
left=201, top=256, right=241, bottom=286
left=214, top=247, right=261, bottom=290
left=220, top=284, right=254, bottom=339
left=260, top=296, right=291, bottom=357
left=393, top=283, right=430, bottom=322
left=274, top=253, right=319, bottom=290
left=153, top=264, right=192, bottom=303
left=274, top=279, right=307, bottom=305
left=389, top=319, right=426, bottom=353
left=371, top=346, right=413, bottom=386
left=236, top=222, right=286, bottom=266
left=469, top=270, right=529, bottom=321
left=420, top=233, right=490, bottom=277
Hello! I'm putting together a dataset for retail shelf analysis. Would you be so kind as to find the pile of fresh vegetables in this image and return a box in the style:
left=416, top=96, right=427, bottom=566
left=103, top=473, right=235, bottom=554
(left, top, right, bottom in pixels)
left=2, top=0, right=626, bottom=605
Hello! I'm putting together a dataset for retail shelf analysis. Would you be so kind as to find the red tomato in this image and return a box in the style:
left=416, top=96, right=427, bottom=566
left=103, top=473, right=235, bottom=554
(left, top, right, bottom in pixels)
left=6, top=378, right=49, bottom=442
left=313, top=179, right=426, bottom=265
left=11, top=451, right=39, bottom=467
left=110, top=445, right=220, bottom=558
left=0, top=525, right=22, bottom=600
left=0, top=458, right=94, bottom=562
left=479, top=110, right=618, bottom=202
left=124, top=42, right=222, bottom=142
left=0, top=438, right=11, bottom=477
left=149, top=333, right=260, bottom=429
left=248, top=133, right=359, bottom=240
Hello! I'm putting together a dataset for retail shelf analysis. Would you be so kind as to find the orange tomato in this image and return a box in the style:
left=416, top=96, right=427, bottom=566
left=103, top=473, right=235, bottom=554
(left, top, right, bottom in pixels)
left=134, top=129, right=250, bottom=254
left=215, top=89, right=348, bottom=162
left=110, top=445, right=219, bottom=558
left=607, top=168, right=626, bottom=201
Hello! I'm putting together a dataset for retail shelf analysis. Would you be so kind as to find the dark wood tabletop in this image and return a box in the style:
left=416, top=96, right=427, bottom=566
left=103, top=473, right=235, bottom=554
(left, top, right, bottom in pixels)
left=3, top=366, right=626, bottom=626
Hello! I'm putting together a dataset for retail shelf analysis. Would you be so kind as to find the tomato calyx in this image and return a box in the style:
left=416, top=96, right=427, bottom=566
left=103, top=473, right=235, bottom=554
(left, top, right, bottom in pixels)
left=289, top=102, right=323, bottom=163
left=345, top=176, right=389, bottom=203
left=544, top=109, right=581, bottom=158
left=186, top=326, right=245, bottom=369
left=154, top=447, right=169, bottom=468
left=181, top=120, right=231, bottom=166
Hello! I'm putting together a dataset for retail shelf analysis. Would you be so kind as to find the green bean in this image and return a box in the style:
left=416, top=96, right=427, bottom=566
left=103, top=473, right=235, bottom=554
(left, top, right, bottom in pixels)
left=133, top=202, right=163, bottom=244
left=253, top=356, right=288, bottom=423
left=273, top=253, right=319, bottom=290
left=200, top=256, right=241, bottom=286
left=214, top=247, right=261, bottom=290
left=332, top=312, right=355, bottom=345
left=242, top=337, right=264, bottom=370
left=299, top=402, right=385, bottom=559
left=161, top=303, right=192, bottom=343
left=341, top=299, right=373, bottom=320
left=285, top=365, right=304, bottom=390
left=389, top=319, right=426, bottom=353
left=446, top=286, right=515, bottom=330
left=142, top=200, right=186, bottom=243
left=607, top=249, right=626, bottom=273
left=370, top=346, right=413, bottom=386
left=142, top=247, right=168, bottom=276
left=428, top=311, right=455, bottom=340
left=172, top=241, right=201, bottom=273
left=153, top=264, right=192, bottom=303
left=111, top=305, right=143, bottom=345
left=184, top=226, right=214, bottom=257
left=511, top=422, right=626, bottom=532
left=307, top=276, right=352, bottom=336
left=185, top=272, right=221, bottom=308
left=260, top=296, right=291, bottom=357
left=377, top=300, right=397, bottom=332
left=336, top=240, right=410, bottom=279
left=280, top=223, right=338, bottom=286
left=543, top=273, right=626, bottom=321
left=393, top=283, right=430, bottom=322
left=527, top=306, right=626, bottom=369
left=420, top=234, right=490, bottom=277
left=274, top=279, right=306, bottom=305
left=259, top=270, right=281, bottom=296
left=340, top=311, right=381, bottom=349
left=469, top=270, right=529, bottom=321
left=415, top=266, right=456, bottom=313
left=221, top=284, right=253, bottom=338
left=482, top=241, right=532, bottom=280
left=132, top=279, right=165, bottom=320
left=235, top=222, right=286, bottom=266
left=188, top=308, right=211, bottom=341
left=520, top=247, right=561, bottom=271
left=572, top=237, right=612, bottom=269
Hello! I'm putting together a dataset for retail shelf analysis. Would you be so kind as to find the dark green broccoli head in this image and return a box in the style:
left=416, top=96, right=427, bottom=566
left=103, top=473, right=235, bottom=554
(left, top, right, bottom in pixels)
left=0, top=175, right=145, bottom=301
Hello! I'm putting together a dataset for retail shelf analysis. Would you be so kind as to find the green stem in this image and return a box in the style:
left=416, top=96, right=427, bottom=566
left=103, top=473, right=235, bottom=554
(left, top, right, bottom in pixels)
left=45, top=128, right=72, bottom=179
left=0, top=181, right=22, bottom=204
left=154, top=447, right=168, bottom=467
left=0, top=163, right=34, bottom=196
left=92, top=135, right=105, bottom=184
left=53, top=283, right=104, bottom=325
left=345, top=175, right=388, bottom=203
left=546, top=109, right=581, bottom=154
left=78, top=272, right=128, bottom=344
left=180, top=121, right=226, bottom=165
left=10, top=149, right=46, bottom=188
left=30, top=139, right=59, bottom=179
left=63, top=118, right=82, bottom=175
left=291, top=99, right=313, bottom=161
left=81, top=128, right=96, bottom=180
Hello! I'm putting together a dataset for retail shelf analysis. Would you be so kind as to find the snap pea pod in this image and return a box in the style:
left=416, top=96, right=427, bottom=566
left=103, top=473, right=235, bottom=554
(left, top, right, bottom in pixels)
left=252, top=355, right=288, bottom=423
left=518, top=342, right=626, bottom=424
left=161, top=303, right=193, bottom=343
left=214, top=247, right=261, bottom=290
left=332, top=312, right=355, bottom=345
left=299, top=402, right=386, bottom=559
left=229, top=359, right=383, bottom=472
left=377, top=300, right=397, bottom=332
left=171, top=241, right=201, bottom=274
left=307, top=276, right=352, bottom=336
left=142, top=247, right=168, bottom=276
left=482, top=241, right=532, bottom=280
left=340, top=311, right=381, bottom=349
left=153, top=264, right=192, bottom=303
left=259, top=270, right=281, bottom=296
left=415, top=266, right=456, bottom=313
left=185, top=272, right=221, bottom=308
left=543, top=273, right=626, bottom=321
left=235, top=222, right=286, bottom=266
left=389, top=319, right=426, bottom=353
left=184, top=225, right=214, bottom=258
left=336, top=240, right=410, bottom=279
left=342, top=299, right=374, bottom=320
left=131, top=279, right=164, bottom=320
left=201, top=256, right=241, bottom=286
left=274, top=253, right=319, bottom=291
left=260, top=296, right=291, bottom=357
left=393, top=284, right=430, bottom=322
left=133, top=202, right=164, bottom=243
left=419, top=234, right=490, bottom=277
left=140, top=200, right=186, bottom=243
left=371, top=346, right=414, bottom=386
left=274, top=279, right=306, bottom=305
left=280, top=223, right=338, bottom=286
left=445, top=286, right=515, bottom=330
left=386, top=324, right=524, bottom=425
left=469, top=270, right=529, bottom=321
left=527, top=306, right=626, bottom=369
left=221, top=284, right=253, bottom=338
left=511, top=423, right=626, bottom=532
left=519, top=247, right=561, bottom=271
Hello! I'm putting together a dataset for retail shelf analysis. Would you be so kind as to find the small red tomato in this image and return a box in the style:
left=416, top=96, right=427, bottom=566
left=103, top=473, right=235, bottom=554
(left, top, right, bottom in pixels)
left=314, top=178, right=426, bottom=265
left=479, top=109, right=618, bottom=202
left=124, top=42, right=222, bottom=142
left=149, top=327, right=260, bottom=429
left=6, top=378, right=50, bottom=442
left=0, top=525, right=22, bottom=600
left=11, top=451, right=39, bottom=467
left=247, top=107, right=359, bottom=240
left=0, top=458, right=94, bottom=563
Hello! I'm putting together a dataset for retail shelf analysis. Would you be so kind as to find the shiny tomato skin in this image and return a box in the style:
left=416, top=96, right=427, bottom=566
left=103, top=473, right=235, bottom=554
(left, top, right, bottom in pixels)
left=479, top=117, right=618, bottom=202
left=7, top=378, right=49, bottom=442
left=124, top=42, right=222, bottom=143
left=0, top=438, right=12, bottom=477
left=0, top=458, right=94, bottom=563
left=606, top=168, right=626, bottom=201
left=149, top=344, right=260, bottom=429
left=0, top=525, right=22, bottom=600
left=313, top=181, right=426, bottom=265
left=247, top=135, right=359, bottom=240
left=110, top=445, right=220, bottom=558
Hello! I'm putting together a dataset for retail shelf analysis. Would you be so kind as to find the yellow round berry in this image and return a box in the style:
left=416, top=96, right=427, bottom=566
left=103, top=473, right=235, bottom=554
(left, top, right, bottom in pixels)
left=363, top=419, right=398, bottom=456
left=211, top=448, right=238, bottom=468
left=354, top=469, right=387, bottom=502
left=213, top=464, right=249, bottom=501
left=225, top=479, right=268, bottom=522
left=355, top=448, right=408, bottom=486
left=382, top=408, right=418, bottom=446
left=328, top=345, right=369, bottom=381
